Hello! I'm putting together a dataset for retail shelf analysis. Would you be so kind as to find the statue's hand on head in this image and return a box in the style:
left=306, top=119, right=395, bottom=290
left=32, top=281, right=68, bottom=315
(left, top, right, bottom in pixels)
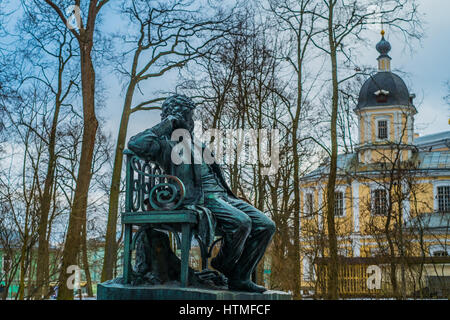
left=166, top=114, right=190, bottom=131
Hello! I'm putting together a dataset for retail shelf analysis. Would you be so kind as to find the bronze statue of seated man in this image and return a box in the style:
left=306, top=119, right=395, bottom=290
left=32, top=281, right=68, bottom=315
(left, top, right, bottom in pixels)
left=127, top=94, right=276, bottom=293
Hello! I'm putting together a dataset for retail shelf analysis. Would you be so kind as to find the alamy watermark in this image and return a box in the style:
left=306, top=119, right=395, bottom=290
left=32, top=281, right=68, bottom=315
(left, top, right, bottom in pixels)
left=170, top=121, right=280, bottom=175
left=65, top=5, right=82, bottom=30
left=66, top=265, right=81, bottom=290
left=367, top=265, right=382, bottom=290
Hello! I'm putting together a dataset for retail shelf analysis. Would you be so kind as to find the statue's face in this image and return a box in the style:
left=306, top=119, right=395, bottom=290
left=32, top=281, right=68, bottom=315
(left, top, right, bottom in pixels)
left=182, top=109, right=194, bottom=133
left=171, top=104, right=194, bottom=133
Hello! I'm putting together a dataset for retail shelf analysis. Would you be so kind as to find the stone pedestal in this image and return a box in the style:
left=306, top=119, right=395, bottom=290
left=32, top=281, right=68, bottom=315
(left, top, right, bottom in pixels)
left=97, top=282, right=291, bottom=300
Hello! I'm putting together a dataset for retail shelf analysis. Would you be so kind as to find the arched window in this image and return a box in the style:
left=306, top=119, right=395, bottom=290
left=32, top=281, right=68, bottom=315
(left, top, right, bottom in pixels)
left=334, top=191, right=344, bottom=217
left=372, top=189, right=387, bottom=216
left=302, top=257, right=315, bottom=281
left=305, top=193, right=314, bottom=217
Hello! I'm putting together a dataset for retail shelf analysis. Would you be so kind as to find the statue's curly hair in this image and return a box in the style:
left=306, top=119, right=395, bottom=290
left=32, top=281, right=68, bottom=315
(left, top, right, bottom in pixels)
left=160, top=94, right=196, bottom=120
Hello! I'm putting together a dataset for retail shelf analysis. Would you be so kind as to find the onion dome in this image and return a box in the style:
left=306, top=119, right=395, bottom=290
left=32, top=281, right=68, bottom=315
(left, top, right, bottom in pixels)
left=355, top=31, right=412, bottom=110
left=376, top=30, right=392, bottom=58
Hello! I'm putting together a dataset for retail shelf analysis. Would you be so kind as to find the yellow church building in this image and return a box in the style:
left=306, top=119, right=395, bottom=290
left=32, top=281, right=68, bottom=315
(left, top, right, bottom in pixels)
left=299, top=32, right=450, bottom=298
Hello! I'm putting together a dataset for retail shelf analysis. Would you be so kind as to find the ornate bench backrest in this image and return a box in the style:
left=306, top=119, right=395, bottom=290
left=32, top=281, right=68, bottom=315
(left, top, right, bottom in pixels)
left=124, top=149, right=185, bottom=212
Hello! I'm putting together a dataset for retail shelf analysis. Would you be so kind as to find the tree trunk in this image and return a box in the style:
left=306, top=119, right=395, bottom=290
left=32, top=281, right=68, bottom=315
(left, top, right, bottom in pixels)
left=81, top=223, right=94, bottom=297
left=291, top=125, right=302, bottom=300
left=57, top=44, right=98, bottom=300
left=18, top=239, right=27, bottom=300
left=35, top=98, right=61, bottom=299
left=101, top=83, right=134, bottom=282
left=290, top=26, right=304, bottom=299
left=325, top=0, right=340, bottom=300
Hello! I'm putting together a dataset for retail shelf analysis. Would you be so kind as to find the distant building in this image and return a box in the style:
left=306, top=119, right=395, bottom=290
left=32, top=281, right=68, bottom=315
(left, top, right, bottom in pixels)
left=0, top=235, right=118, bottom=299
left=299, top=31, right=450, bottom=298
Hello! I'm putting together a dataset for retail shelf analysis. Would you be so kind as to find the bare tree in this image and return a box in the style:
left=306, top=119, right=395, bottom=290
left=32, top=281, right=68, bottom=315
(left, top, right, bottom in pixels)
left=180, top=4, right=322, bottom=294
left=100, top=0, right=239, bottom=282
left=0, top=215, right=22, bottom=300
left=267, top=0, right=322, bottom=299
left=0, top=84, right=53, bottom=299
left=17, top=1, right=80, bottom=299
left=42, top=0, right=109, bottom=300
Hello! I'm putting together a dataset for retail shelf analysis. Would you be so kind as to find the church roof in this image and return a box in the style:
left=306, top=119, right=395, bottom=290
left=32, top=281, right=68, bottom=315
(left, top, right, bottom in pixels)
left=414, top=131, right=450, bottom=151
left=302, top=153, right=357, bottom=179
left=404, top=212, right=450, bottom=232
left=301, top=149, right=450, bottom=181
left=301, top=33, right=449, bottom=183
left=416, top=151, right=450, bottom=169
left=356, top=71, right=411, bottom=110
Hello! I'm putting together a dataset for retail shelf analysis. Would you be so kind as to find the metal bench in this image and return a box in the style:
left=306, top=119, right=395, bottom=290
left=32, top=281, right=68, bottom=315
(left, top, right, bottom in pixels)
left=121, top=149, right=219, bottom=287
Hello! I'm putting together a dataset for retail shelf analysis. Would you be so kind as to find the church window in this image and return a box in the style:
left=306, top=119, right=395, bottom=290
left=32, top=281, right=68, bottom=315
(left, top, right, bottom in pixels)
left=305, top=193, right=314, bottom=217
left=334, top=192, right=344, bottom=217
left=372, top=189, right=387, bottom=216
left=378, top=120, right=388, bottom=139
left=437, top=186, right=450, bottom=213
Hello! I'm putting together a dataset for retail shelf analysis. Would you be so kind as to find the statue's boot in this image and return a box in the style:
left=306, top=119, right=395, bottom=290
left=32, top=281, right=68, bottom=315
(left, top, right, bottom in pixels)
left=210, top=256, right=233, bottom=278
left=228, top=279, right=267, bottom=293
left=211, top=258, right=268, bottom=293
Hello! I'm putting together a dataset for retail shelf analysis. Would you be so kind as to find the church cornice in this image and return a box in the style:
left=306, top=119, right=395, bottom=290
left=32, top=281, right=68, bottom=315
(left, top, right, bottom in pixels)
left=353, top=104, right=417, bottom=115
left=355, top=142, right=418, bottom=152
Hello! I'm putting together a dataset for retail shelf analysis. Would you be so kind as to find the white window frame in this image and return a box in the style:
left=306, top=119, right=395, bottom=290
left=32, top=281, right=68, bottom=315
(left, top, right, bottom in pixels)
left=302, top=256, right=316, bottom=281
left=375, top=116, right=390, bottom=142
left=302, top=188, right=315, bottom=218
left=433, top=181, right=450, bottom=213
left=334, top=186, right=347, bottom=217
left=372, top=188, right=388, bottom=216
left=369, top=183, right=390, bottom=216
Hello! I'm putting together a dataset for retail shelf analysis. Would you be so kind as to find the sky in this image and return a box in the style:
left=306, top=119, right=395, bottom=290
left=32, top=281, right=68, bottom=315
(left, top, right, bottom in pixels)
left=97, top=0, right=450, bottom=146
left=367, top=0, right=450, bottom=137
left=3, top=0, right=449, bottom=145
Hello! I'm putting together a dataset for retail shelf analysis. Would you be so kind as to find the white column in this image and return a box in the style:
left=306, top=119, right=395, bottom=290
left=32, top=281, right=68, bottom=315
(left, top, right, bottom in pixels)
left=408, top=114, right=414, bottom=144
left=358, top=115, right=362, bottom=144
left=365, top=114, right=370, bottom=143
left=299, top=188, right=302, bottom=236
left=352, top=234, right=361, bottom=257
left=402, top=181, right=410, bottom=224
left=318, top=186, right=323, bottom=230
left=352, top=180, right=361, bottom=256
left=394, top=111, right=398, bottom=142
left=352, top=180, right=360, bottom=233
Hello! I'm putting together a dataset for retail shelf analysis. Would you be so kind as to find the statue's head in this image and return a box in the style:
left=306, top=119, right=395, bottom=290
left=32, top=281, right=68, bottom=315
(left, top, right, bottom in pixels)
left=161, top=94, right=195, bottom=119
left=161, top=94, right=196, bottom=132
